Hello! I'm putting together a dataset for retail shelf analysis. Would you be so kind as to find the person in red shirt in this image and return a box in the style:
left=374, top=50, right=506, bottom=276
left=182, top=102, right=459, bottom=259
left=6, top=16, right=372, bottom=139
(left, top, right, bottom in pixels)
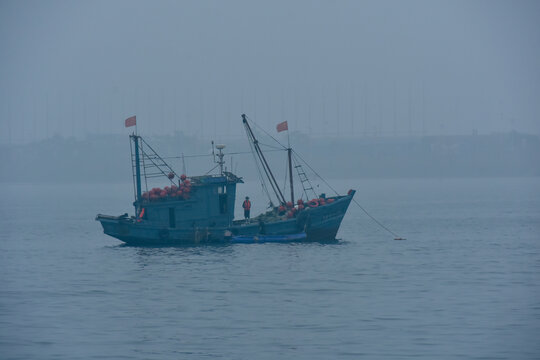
left=242, top=196, right=251, bottom=221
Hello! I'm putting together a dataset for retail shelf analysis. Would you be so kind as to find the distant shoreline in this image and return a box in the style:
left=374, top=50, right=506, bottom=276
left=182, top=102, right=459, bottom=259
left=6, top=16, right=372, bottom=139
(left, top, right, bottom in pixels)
left=2, top=131, right=539, bottom=182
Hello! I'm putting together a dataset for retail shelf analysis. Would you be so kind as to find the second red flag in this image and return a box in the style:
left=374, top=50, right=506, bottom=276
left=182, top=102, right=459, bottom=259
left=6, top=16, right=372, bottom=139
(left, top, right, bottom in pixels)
left=276, top=121, right=288, bottom=132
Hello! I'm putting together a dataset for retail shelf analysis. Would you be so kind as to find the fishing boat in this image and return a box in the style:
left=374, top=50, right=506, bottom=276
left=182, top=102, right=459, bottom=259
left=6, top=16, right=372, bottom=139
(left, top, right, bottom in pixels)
left=96, top=114, right=355, bottom=245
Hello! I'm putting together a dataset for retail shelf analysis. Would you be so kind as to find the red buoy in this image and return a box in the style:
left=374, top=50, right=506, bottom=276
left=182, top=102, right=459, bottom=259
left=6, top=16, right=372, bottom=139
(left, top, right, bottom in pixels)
left=168, top=172, right=175, bottom=180
left=180, top=174, right=187, bottom=181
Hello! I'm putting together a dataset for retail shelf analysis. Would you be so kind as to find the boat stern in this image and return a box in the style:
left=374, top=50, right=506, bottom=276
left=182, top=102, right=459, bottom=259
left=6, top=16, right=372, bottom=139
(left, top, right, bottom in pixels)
left=95, top=213, right=133, bottom=241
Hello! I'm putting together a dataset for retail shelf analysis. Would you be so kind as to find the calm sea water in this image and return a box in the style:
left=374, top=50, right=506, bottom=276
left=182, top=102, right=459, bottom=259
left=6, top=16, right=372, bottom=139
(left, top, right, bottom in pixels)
left=1, top=178, right=539, bottom=359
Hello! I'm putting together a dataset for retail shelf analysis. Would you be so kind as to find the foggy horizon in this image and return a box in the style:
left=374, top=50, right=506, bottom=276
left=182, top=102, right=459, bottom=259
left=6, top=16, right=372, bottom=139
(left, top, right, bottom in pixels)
left=1, top=0, right=539, bottom=145
left=2, top=3, right=540, bottom=359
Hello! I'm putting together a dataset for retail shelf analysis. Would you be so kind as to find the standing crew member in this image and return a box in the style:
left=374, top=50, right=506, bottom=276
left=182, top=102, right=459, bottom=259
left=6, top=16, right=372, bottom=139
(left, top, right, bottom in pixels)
left=242, top=196, right=251, bottom=220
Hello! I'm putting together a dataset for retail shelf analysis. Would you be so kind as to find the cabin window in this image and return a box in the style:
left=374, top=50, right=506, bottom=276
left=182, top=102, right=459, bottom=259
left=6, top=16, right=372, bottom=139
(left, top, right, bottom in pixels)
left=218, top=185, right=226, bottom=194
left=219, top=194, right=228, bottom=214
left=169, top=208, right=176, bottom=228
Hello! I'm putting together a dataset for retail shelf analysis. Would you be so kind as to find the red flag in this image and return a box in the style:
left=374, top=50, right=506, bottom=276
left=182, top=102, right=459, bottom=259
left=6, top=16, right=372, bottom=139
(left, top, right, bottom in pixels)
left=276, top=121, right=288, bottom=132
left=125, top=116, right=136, bottom=127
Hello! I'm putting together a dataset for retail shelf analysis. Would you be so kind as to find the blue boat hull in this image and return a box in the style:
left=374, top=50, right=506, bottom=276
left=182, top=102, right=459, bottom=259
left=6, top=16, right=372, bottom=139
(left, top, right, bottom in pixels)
left=96, top=191, right=355, bottom=246
left=231, top=232, right=306, bottom=244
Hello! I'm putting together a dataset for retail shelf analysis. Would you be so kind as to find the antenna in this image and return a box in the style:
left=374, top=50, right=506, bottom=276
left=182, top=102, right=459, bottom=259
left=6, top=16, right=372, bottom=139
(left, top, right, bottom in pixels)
left=181, top=152, right=186, bottom=175
left=215, top=144, right=226, bottom=174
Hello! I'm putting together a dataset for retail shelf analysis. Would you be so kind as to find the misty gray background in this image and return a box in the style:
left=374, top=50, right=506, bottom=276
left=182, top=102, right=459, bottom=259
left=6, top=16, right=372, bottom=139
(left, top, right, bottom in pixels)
left=2, top=3, right=540, bottom=359
left=1, top=0, right=539, bottom=181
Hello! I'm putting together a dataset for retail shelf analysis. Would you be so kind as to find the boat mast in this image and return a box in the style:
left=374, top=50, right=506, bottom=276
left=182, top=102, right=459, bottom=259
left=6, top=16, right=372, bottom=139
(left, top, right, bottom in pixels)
left=285, top=124, right=294, bottom=204
left=242, top=114, right=286, bottom=205
left=216, top=144, right=226, bottom=175
left=131, top=134, right=142, bottom=202
left=288, top=147, right=294, bottom=204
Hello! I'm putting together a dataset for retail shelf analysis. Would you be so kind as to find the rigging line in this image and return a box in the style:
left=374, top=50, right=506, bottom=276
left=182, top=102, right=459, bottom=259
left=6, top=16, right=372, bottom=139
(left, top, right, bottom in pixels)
left=159, top=149, right=285, bottom=160
left=140, top=138, right=149, bottom=194
left=146, top=174, right=171, bottom=178
left=282, top=156, right=288, bottom=199
left=351, top=198, right=402, bottom=239
left=244, top=116, right=404, bottom=239
left=246, top=127, right=273, bottom=205
left=243, top=116, right=287, bottom=204
left=161, top=154, right=212, bottom=159
left=293, top=148, right=403, bottom=237
left=129, top=137, right=136, bottom=203
left=257, top=137, right=285, bottom=204
left=292, top=155, right=305, bottom=200
left=248, top=141, right=269, bottom=199
left=140, top=138, right=177, bottom=176
left=291, top=150, right=340, bottom=196
left=243, top=115, right=285, bottom=204
left=204, top=164, right=220, bottom=175
left=252, top=142, right=273, bottom=205
left=249, top=127, right=283, bottom=205
left=293, top=148, right=404, bottom=238
left=243, top=117, right=286, bottom=205
left=258, top=142, right=285, bottom=151
left=292, top=155, right=317, bottom=199
left=248, top=147, right=286, bottom=153
left=244, top=114, right=287, bottom=150
left=139, top=138, right=178, bottom=185
left=245, top=118, right=336, bottom=198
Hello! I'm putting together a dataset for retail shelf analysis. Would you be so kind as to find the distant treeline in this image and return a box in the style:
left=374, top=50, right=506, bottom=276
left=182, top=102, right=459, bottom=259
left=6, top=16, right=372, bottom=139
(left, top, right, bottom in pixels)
left=1, top=132, right=539, bottom=183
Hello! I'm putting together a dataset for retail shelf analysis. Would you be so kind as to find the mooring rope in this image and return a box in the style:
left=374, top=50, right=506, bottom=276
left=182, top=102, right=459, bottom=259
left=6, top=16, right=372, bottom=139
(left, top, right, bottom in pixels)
left=351, top=198, right=403, bottom=239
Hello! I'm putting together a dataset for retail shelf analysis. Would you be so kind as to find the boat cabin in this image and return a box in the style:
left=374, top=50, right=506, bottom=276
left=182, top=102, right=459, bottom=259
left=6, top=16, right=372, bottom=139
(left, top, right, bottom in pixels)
left=135, top=172, right=242, bottom=229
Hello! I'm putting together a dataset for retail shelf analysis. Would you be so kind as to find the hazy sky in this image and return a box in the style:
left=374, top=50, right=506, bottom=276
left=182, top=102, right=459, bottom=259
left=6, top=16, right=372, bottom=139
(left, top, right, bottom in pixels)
left=1, top=0, right=539, bottom=143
